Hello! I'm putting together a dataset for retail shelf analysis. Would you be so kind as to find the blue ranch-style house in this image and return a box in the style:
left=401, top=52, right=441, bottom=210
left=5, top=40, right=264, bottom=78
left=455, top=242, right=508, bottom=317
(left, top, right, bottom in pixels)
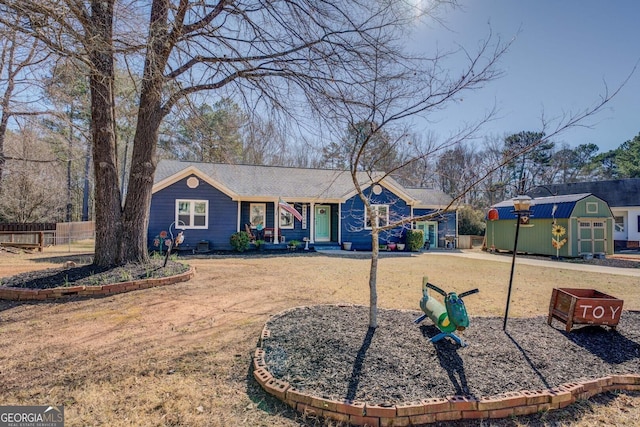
left=149, top=160, right=457, bottom=252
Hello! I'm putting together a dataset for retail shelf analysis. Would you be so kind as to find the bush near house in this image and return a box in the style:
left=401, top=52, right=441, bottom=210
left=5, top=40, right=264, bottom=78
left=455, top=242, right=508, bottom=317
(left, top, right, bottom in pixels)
left=406, top=229, right=424, bottom=251
left=230, top=231, right=251, bottom=252
left=458, top=205, right=487, bottom=236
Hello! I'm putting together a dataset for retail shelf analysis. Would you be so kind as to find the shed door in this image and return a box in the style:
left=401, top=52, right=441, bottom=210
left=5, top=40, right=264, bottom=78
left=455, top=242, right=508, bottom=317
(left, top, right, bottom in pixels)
left=578, top=220, right=606, bottom=254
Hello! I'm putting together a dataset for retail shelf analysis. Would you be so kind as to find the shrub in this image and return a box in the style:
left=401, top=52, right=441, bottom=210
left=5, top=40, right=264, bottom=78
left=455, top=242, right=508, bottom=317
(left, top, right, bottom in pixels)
left=458, top=205, right=486, bottom=235
left=406, top=229, right=424, bottom=252
left=230, top=231, right=251, bottom=252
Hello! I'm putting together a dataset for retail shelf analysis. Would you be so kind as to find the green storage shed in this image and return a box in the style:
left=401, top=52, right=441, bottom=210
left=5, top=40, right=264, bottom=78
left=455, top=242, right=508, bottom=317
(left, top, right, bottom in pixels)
left=486, top=193, right=614, bottom=257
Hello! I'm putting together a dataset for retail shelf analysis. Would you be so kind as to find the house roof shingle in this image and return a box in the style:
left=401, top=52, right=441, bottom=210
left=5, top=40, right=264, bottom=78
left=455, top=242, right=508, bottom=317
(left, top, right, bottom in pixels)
left=529, top=179, right=640, bottom=207
left=154, top=160, right=452, bottom=207
left=155, top=160, right=358, bottom=200
left=404, top=187, right=453, bottom=209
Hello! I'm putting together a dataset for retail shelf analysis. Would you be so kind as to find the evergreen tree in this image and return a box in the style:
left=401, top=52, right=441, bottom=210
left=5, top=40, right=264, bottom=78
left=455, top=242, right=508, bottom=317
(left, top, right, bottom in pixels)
left=503, top=131, right=554, bottom=195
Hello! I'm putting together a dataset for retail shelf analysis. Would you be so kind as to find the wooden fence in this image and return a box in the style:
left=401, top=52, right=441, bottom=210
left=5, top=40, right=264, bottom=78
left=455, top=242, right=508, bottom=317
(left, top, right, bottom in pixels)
left=457, top=235, right=486, bottom=249
left=0, top=221, right=95, bottom=250
left=55, top=221, right=95, bottom=245
left=0, top=223, right=55, bottom=232
left=0, top=231, right=51, bottom=252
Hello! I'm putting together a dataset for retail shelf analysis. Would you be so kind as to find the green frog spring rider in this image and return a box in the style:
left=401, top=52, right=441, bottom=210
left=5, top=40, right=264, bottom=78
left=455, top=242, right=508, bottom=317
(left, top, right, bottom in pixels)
left=414, top=276, right=479, bottom=347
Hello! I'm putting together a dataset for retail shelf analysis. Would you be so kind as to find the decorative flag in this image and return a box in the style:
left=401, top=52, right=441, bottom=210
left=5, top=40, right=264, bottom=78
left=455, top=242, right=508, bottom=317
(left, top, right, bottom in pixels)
left=278, top=198, right=302, bottom=221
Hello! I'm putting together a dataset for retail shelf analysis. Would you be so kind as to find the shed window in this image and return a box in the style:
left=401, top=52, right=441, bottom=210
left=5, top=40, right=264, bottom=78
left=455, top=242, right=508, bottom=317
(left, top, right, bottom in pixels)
left=614, top=216, right=624, bottom=233
left=586, top=202, right=598, bottom=214
left=176, top=200, right=208, bottom=229
left=365, top=205, right=389, bottom=229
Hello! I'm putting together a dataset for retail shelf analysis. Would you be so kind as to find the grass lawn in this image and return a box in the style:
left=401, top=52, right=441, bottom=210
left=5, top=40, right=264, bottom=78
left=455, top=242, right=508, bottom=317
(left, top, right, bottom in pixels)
left=0, top=245, right=639, bottom=426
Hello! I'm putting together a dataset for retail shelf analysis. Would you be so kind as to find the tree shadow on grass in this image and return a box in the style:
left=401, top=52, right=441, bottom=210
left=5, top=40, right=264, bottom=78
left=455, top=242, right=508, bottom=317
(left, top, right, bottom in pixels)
left=31, top=253, right=94, bottom=264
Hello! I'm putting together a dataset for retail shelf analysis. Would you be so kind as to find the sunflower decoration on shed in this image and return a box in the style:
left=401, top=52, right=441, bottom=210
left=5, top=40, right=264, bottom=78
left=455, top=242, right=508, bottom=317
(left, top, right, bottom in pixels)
left=551, top=222, right=567, bottom=258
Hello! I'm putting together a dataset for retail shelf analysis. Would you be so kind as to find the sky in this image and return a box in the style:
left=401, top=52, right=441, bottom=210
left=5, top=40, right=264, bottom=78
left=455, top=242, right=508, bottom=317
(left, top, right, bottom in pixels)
left=408, top=0, right=640, bottom=152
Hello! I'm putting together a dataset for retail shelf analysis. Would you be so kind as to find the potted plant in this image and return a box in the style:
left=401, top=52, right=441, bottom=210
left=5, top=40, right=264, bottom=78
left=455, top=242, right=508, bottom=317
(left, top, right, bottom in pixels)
left=343, top=241, right=352, bottom=251
left=387, top=243, right=397, bottom=251
left=397, top=243, right=405, bottom=251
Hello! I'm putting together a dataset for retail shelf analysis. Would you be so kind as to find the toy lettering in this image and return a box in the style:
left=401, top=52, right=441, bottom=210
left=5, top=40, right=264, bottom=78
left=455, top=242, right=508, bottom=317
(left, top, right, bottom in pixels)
left=578, top=304, right=621, bottom=319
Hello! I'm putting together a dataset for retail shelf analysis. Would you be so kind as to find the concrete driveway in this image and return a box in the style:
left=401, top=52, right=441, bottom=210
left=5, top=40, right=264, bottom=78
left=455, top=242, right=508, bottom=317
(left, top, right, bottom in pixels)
left=428, top=249, right=640, bottom=278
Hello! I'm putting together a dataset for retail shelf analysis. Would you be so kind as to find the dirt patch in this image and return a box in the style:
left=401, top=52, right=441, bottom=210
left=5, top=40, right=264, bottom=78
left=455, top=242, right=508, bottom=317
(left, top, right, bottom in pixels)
left=264, top=305, right=640, bottom=403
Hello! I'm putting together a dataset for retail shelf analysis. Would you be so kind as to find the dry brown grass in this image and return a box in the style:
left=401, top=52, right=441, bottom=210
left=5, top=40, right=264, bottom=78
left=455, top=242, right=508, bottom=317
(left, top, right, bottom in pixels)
left=0, top=245, right=639, bottom=426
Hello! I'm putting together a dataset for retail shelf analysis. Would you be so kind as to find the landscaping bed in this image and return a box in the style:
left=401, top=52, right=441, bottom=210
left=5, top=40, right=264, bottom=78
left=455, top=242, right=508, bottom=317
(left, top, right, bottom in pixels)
left=0, top=260, right=189, bottom=289
left=263, top=304, right=640, bottom=403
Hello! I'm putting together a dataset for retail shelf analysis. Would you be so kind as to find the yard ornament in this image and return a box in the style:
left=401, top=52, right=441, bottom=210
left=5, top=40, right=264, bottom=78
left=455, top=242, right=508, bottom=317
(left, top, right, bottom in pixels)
left=551, top=221, right=567, bottom=259
left=414, top=276, right=479, bottom=347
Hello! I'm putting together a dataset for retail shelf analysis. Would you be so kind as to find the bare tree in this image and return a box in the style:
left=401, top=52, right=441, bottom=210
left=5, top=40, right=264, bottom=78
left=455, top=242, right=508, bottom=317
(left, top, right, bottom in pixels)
left=0, top=123, right=66, bottom=222
left=0, top=0, right=443, bottom=266
left=0, top=20, right=49, bottom=189
left=315, top=20, right=631, bottom=327
left=309, top=19, right=512, bottom=326
left=435, top=143, right=481, bottom=203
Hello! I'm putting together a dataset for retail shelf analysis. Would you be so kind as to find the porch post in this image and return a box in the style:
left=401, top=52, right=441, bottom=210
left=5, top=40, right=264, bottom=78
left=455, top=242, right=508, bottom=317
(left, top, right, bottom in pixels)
left=236, top=202, right=242, bottom=232
left=309, top=202, right=315, bottom=243
left=273, top=198, right=279, bottom=243
left=338, top=203, right=342, bottom=244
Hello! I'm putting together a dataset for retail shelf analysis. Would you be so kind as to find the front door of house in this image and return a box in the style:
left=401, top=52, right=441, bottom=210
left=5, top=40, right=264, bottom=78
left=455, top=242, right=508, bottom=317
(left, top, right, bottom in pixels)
left=416, top=221, right=438, bottom=248
left=315, top=205, right=331, bottom=242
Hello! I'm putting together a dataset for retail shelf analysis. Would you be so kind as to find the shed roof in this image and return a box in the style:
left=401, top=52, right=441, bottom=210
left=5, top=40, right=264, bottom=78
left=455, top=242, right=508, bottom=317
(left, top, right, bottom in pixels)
left=491, top=193, right=592, bottom=220
left=529, top=179, right=640, bottom=207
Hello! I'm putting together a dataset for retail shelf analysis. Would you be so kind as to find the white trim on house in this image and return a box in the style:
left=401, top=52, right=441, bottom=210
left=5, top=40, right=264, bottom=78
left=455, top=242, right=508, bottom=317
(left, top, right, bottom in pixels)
left=613, top=207, right=640, bottom=244
left=153, top=166, right=238, bottom=199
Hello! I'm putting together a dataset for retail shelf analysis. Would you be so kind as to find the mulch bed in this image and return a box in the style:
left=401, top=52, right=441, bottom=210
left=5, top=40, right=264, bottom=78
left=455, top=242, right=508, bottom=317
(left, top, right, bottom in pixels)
left=263, top=305, right=640, bottom=405
left=0, top=260, right=189, bottom=289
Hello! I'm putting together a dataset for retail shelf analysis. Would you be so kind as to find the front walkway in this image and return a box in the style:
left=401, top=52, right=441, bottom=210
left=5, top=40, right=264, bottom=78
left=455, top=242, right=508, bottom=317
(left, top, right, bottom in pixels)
left=315, top=246, right=640, bottom=277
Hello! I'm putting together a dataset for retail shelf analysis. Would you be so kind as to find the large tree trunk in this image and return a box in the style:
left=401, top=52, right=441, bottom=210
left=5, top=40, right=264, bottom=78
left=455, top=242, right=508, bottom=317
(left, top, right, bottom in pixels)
left=88, top=0, right=123, bottom=267
left=120, top=89, right=163, bottom=264
left=118, top=0, right=170, bottom=265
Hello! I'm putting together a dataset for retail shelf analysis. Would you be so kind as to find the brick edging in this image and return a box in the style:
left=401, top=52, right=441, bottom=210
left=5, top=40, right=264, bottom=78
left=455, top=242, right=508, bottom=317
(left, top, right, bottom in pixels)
left=254, top=322, right=640, bottom=426
left=0, top=266, right=195, bottom=301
